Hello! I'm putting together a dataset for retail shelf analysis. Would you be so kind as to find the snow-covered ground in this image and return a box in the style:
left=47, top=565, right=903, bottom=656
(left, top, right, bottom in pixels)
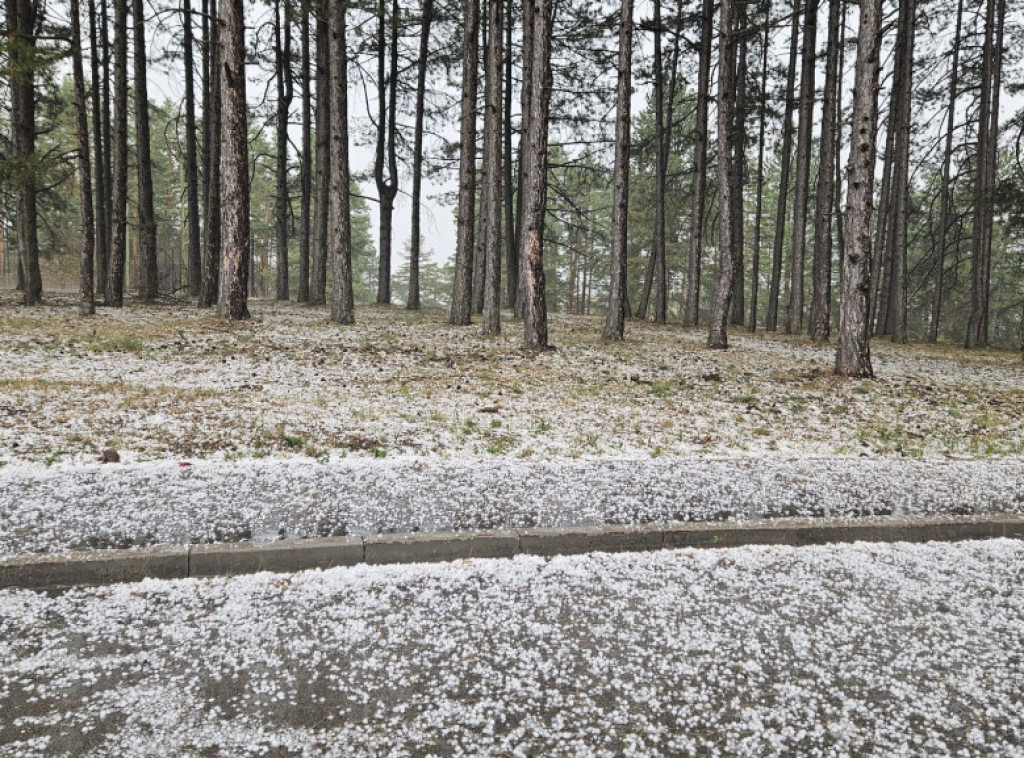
left=2, top=299, right=1023, bottom=466
left=2, top=456, right=1024, bottom=556
left=2, top=539, right=1023, bottom=756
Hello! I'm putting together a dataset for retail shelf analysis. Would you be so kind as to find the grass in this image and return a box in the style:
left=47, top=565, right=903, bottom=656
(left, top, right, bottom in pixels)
left=0, top=297, right=1021, bottom=465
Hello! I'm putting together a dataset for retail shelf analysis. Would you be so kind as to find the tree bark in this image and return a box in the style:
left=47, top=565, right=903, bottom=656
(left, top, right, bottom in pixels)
left=88, top=0, right=109, bottom=300
left=602, top=0, right=633, bottom=341
left=729, top=10, right=747, bottom=327
left=809, top=0, right=842, bottom=342
left=638, top=0, right=666, bottom=324
left=100, top=0, right=114, bottom=298
left=133, top=0, right=159, bottom=300
left=785, top=0, right=817, bottom=335
left=408, top=0, right=433, bottom=310
left=200, top=0, right=222, bottom=308
left=373, top=0, right=400, bottom=305
left=275, top=0, right=294, bottom=300
left=106, top=0, right=129, bottom=307
left=519, top=0, right=552, bottom=349
left=887, top=0, right=915, bottom=344
left=72, top=0, right=96, bottom=316
left=869, top=103, right=894, bottom=332
left=310, top=1, right=331, bottom=306
left=835, top=0, right=881, bottom=378
left=502, top=0, right=516, bottom=310
left=766, top=0, right=800, bottom=331
left=329, top=0, right=354, bottom=324
left=683, top=0, right=713, bottom=327
left=749, top=4, right=770, bottom=332
left=218, top=0, right=250, bottom=319
left=298, top=2, right=312, bottom=302
left=708, top=0, right=737, bottom=349
left=966, top=0, right=1002, bottom=349
left=929, top=0, right=962, bottom=343
left=481, top=0, right=504, bottom=335
left=449, top=0, right=479, bottom=325
left=183, top=0, right=202, bottom=297
left=11, top=0, right=42, bottom=304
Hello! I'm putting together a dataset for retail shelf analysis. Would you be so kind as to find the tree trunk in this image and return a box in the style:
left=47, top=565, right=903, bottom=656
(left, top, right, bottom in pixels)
left=408, top=0, right=433, bottom=310
left=966, top=0, right=1002, bottom=349
left=11, top=0, right=42, bottom=304
left=766, top=0, right=800, bottom=331
left=218, top=0, right=250, bottom=319
left=887, top=0, right=915, bottom=344
left=683, top=0, right=713, bottom=327
left=88, top=0, right=109, bottom=300
left=449, top=0, right=479, bottom=325
left=707, top=0, right=737, bottom=349
left=835, top=0, right=881, bottom=378
left=929, top=0, right=962, bottom=343
left=200, top=0, right=222, bottom=308
left=72, top=0, right=96, bottom=316
left=298, top=2, right=312, bottom=302
left=133, top=0, right=159, bottom=300
left=785, top=0, right=817, bottom=335
left=602, top=0, right=632, bottom=341
left=329, top=0, right=354, bottom=324
left=100, top=0, right=114, bottom=298
left=310, top=1, right=331, bottom=306
left=519, top=0, right=552, bottom=349
left=481, top=0, right=504, bottom=335
left=869, top=103, right=894, bottom=332
left=372, top=0, right=400, bottom=305
left=183, top=0, right=202, bottom=297
left=638, top=0, right=665, bottom=324
left=809, top=0, right=841, bottom=342
left=749, top=4, right=770, bottom=332
left=106, top=0, right=129, bottom=307
left=729, top=10, right=747, bottom=327
left=502, top=0, right=516, bottom=310
left=275, top=0, right=294, bottom=300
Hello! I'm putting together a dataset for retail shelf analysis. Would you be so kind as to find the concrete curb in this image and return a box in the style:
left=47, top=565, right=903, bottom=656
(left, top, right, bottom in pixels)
left=2, top=515, right=1023, bottom=590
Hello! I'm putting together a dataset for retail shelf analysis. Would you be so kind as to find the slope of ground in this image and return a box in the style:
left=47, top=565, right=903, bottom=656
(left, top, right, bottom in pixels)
left=1, top=298, right=1022, bottom=467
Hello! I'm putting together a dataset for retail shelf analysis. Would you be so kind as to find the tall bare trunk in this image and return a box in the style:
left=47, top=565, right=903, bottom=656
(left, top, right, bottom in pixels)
left=408, top=0, right=433, bottom=310
left=275, top=0, right=294, bottom=300
left=502, top=0, right=516, bottom=310
left=603, top=0, right=633, bottom=341
left=749, top=4, right=770, bottom=332
left=766, top=0, right=799, bottom=331
left=200, top=0, right=222, bottom=308
left=88, top=0, right=109, bottom=299
left=707, top=0, right=737, bottom=349
left=72, top=0, right=96, bottom=316
left=373, top=0, right=399, bottom=305
left=133, top=0, right=159, bottom=300
left=638, top=0, right=666, bottom=324
left=298, top=3, right=312, bottom=302
left=11, top=0, right=42, bottom=304
left=481, top=0, right=504, bottom=335
left=835, top=0, right=881, bottom=378
left=729, top=11, right=747, bottom=327
left=450, top=0, right=479, bottom=325
left=183, top=0, right=201, bottom=297
left=785, top=0, right=817, bottom=334
left=809, top=0, right=842, bottom=342
left=310, top=1, right=331, bottom=305
left=218, top=0, right=250, bottom=319
left=887, top=0, right=914, bottom=343
left=929, top=0, right=962, bottom=343
left=683, top=0, right=713, bottom=327
left=329, top=0, right=354, bottom=324
left=106, top=0, right=129, bottom=307
left=519, top=0, right=552, bottom=349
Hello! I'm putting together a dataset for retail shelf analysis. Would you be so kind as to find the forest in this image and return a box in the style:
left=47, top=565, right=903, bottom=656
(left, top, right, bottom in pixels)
left=1, top=0, right=1022, bottom=375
